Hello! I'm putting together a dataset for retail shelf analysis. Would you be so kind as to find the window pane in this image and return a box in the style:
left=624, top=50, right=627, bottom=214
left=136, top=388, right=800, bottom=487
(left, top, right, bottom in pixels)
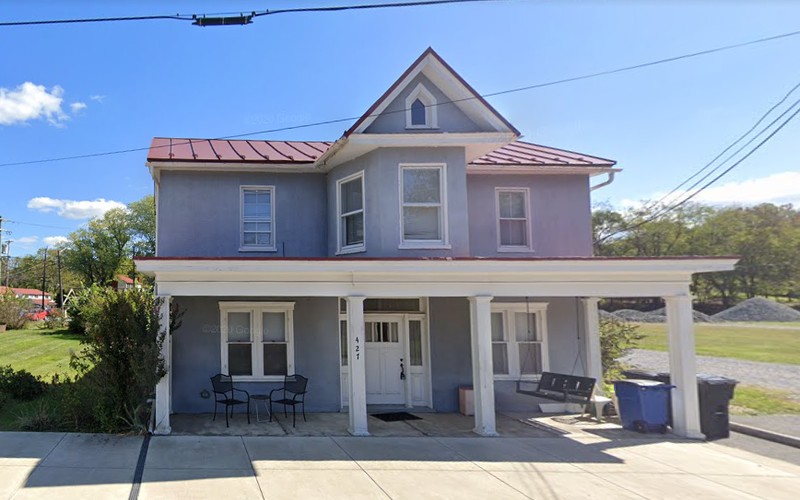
left=229, top=344, right=252, bottom=376
left=403, top=168, right=440, bottom=203
left=409, top=321, right=422, bottom=366
left=515, top=312, right=537, bottom=341
left=340, top=320, right=348, bottom=366
left=244, top=192, right=258, bottom=204
left=364, top=298, right=420, bottom=312
left=343, top=213, right=364, bottom=246
left=499, top=191, right=525, bottom=218
left=340, top=178, right=363, bottom=213
left=500, top=220, right=527, bottom=246
left=411, top=99, right=426, bottom=125
left=263, top=344, right=288, bottom=376
left=389, top=323, right=398, bottom=343
left=244, top=222, right=271, bottom=232
left=256, top=232, right=272, bottom=246
left=519, top=343, right=543, bottom=375
left=262, top=312, right=285, bottom=342
left=403, top=206, right=440, bottom=240
left=492, top=343, right=509, bottom=375
left=243, top=232, right=257, bottom=245
left=491, top=312, right=504, bottom=341
left=228, top=312, right=251, bottom=342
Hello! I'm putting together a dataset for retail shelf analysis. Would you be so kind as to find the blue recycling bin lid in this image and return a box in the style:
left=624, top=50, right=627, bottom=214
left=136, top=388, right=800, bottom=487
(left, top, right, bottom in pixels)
left=615, top=379, right=673, bottom=389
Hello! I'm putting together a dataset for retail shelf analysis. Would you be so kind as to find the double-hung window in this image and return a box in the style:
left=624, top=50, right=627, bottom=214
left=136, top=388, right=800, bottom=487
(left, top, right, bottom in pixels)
left=496, top=188, right=531, bottom=251
left=241, top=186, right=275, bottom=251
left=490, top=303, right=548, bottom=379
left=337, top=172, right=365, bottom=253
left=400, top=164, right=448, bottom=247
left=220, top=302, right=294, bottom=381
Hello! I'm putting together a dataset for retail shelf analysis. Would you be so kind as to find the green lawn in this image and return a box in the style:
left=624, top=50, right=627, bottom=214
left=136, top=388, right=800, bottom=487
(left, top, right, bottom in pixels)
left=731, top=386, right=800, bottom=415
left=635, top=323, right=800, bottom=365
left=0, top=327, right=84, bottom=378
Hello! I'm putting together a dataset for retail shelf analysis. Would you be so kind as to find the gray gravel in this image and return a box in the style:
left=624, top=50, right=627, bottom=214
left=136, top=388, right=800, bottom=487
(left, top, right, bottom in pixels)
left=712, top=297, right=800, bottom=322
left=623, top=349, right=800, bottom=399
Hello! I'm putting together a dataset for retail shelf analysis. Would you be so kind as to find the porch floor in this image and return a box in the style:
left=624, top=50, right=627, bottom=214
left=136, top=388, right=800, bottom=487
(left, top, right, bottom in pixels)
left=170, top=411, right=667, bottom=439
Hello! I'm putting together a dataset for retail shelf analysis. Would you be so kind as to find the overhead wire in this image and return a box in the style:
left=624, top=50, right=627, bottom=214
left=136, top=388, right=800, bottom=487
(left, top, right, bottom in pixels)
left=2, top=26, right=800, bottom=168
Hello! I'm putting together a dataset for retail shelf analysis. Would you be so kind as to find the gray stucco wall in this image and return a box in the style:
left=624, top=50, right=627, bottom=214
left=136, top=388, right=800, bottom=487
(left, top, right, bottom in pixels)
left=467, top=174, right=594, bottom=257
left=157, top=171, right=328, bottom=257
left=171, top=296, right=340, bottom=413
left=364, top=73, right=482, bottom=134
left=326, top=147, right=470, bottom=257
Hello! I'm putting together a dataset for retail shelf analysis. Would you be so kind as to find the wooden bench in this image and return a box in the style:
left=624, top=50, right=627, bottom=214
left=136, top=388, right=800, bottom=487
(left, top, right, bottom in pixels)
left=523, top=372, right=597, bottom=406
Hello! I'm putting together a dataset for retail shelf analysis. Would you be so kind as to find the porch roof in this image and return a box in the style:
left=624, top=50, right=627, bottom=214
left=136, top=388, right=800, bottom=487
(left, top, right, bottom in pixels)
left=135, top=256, right=737, bottom=299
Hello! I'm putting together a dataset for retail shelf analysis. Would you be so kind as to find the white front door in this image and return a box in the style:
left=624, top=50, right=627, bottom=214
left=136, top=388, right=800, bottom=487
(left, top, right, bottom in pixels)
left=365, top=319, right=404, bottom=405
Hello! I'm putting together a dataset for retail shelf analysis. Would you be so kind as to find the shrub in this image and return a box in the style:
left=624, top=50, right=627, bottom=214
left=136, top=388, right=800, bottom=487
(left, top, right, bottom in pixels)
left=17, top=400, right=59, bottom=431
left=0, top=290, right=32, bottom=330
left=599, top=317, right=644, bottom=385
left=66, top=285, right=103, bottom=335
left=65, top=287, right=166, bottom=433
left=0, top=365, right=46, bottom=400
left=44, top=308, right=67, bottom=329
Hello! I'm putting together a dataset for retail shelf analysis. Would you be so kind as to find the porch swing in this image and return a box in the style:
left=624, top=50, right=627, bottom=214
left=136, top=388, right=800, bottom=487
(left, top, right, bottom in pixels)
left=515, top=297, right=597, bottom=406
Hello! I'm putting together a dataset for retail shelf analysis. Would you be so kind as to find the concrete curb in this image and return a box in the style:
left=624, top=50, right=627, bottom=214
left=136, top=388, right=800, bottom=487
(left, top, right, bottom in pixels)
left=730, top=422, right=800, bottom=449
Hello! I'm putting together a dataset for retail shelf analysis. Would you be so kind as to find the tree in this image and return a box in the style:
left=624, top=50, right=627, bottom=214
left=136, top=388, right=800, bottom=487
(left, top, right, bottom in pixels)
left=127, top=195, right=156, bottom=257
left=63, top=208, right=132, bottom=285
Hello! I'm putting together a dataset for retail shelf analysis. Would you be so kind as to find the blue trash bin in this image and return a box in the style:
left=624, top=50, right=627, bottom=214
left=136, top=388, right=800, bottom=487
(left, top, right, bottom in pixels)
left=613, top=379, right=675, bottom=433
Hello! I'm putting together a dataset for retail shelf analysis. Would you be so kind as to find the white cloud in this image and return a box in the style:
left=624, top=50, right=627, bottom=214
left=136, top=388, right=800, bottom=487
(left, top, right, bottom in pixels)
left=0, top=82, right=69, bottom=126
left=43, top=236, right=69, bottom=246
left=618, top=171, right=800, bottom=210
left=27, top=197, right=126, bottom=219
left=89, top=94, right=106, bottom=102
left=15, top=236, right=39, bottom=245
left=70, top=101, right=87, bottom=113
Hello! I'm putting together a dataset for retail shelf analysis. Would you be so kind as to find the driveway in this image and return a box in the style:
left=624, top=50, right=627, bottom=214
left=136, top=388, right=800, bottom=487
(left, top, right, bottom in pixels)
left=2, top=431, right=799, bottom=499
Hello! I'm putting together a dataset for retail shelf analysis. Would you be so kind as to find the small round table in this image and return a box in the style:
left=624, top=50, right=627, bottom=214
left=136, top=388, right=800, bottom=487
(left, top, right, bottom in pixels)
left=250, top=394, right=271, bottom=423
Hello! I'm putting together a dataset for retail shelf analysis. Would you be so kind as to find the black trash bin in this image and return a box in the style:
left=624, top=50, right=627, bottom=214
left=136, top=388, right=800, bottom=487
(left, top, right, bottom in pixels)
left=696, top=375, right=737, bottom=441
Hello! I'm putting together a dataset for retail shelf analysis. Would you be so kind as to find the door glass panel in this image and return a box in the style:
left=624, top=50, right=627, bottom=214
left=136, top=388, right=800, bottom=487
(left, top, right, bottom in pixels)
left=340, top=320, right=348, bottom=366
left=263, top=344, right=288, bottom=376
left=228, top=344, right=252, bottom=376
left=389, top=323, right=398, bottom=343
left=515, top=312, right=537, bottom=341
left=519, top=343, right=542, bottom=375
left=409, top=320, right=422, bottom=366
left=227, top=312, right=251, bottom=342
left=262, top=312, right=285, bottom=342
left=492, top=344, right=509, bottom=375
left=491, top=312, right=504, bottom=341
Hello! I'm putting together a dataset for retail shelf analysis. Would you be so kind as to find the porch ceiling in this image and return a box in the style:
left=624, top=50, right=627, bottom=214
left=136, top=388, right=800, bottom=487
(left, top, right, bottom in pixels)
left=134, top=256, right=737, bottom=298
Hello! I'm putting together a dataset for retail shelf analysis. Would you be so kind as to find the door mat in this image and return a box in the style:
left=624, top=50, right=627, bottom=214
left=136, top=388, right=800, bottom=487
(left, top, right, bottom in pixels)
left=371, top=412, right=422, bottom=422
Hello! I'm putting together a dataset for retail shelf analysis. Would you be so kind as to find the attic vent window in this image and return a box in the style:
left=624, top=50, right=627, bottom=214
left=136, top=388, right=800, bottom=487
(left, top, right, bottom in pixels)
left=405, top=83, right=437, bottom=129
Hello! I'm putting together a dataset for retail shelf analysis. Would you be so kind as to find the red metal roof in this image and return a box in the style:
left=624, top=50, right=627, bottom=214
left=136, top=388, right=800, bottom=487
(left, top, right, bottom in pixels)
left=147, top=138, right=333, bottom=163
left=149, top=139, right=614, bottom=168
left=0, top=286, right=50, bottom=297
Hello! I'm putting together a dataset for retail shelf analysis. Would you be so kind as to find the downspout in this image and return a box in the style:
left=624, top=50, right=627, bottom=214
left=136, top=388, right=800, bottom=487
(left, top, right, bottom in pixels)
left=590, top=171, right=615, bottom=191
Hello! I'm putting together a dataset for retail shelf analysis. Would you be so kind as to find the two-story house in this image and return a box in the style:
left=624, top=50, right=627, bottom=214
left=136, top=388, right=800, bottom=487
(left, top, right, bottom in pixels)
left=135, top=48, right=736, bottom=438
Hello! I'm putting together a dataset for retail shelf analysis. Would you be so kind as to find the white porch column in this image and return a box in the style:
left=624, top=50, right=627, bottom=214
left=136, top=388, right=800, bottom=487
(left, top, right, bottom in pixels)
left=346, top=296, right=369, bottom=436
left=154, top=295, right=171, bottom=435
left=580, top=297, right=604, bottom=395
left=468, top=296, right=497, bottom=436
left=665, top=295, right=703, bottom=439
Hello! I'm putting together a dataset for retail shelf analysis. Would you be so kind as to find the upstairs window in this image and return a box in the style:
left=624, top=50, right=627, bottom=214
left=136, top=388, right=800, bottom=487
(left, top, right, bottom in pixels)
left=241, top=186, right=275, bottom=251
left=405, top=83, right=437, bottom=129
left=496, top=188, right=531, bottom=251
left=400, top=164, right=448, bottom=247
left=337, top=172, right=365, bottom=253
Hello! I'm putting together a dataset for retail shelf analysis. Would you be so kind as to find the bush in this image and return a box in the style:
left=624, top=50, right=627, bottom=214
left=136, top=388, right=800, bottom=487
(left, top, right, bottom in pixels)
left=66, top=285, right=103, bottom=335
left=65, top=287, right=166, bottom=433
left=0, top=365, right=46, bottom=400
left=599, top=317, right=644, bottom=386
left=17, top=400, right=58, bottom=431
left=44, top=308, right=67, bottom=329
left=0, top=290, right=32, bottom=330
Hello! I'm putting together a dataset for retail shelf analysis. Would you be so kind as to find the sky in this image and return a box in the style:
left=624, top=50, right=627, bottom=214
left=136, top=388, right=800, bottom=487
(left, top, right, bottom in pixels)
left=2, top=0, right=800, bottom=257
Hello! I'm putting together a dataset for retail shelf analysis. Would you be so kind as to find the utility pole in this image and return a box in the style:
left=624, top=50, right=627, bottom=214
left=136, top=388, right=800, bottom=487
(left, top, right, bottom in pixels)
left=0, top=215, right=4, bottom=288
left=4, top=241, right=11, bottom=288
left=57, top=249, right=63, bottom=308
left=41, top=248, right=47, bottom=310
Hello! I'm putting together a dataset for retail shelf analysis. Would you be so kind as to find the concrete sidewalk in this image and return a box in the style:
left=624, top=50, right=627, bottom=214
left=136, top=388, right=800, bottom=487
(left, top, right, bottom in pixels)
left=2, top=431, right=800, bottom=499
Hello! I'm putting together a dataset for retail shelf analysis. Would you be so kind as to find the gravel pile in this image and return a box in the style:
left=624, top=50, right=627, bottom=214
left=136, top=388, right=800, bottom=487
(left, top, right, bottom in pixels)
left=612, top=309, right=653, bottom=322
left=712, top=297, right=800, bottom=322
left=601, top=308, right=715, bottom=323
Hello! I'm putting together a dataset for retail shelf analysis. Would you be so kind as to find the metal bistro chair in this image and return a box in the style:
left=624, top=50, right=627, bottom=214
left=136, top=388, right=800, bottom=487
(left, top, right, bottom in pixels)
left=268, top=374, right=308, bottom=427
left=210, top=373, right=250, bottom=427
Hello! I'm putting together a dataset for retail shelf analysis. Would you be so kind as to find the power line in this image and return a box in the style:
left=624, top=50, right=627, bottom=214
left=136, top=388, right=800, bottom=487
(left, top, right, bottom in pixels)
left=0, top=0, right=503, bottom=27
left=3, top=26, right=800, bottom=168
left=5, top=220, right=75, bottom=230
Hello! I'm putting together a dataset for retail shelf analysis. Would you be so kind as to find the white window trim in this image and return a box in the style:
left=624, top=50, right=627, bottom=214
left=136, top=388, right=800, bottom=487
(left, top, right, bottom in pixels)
left=240, top=185, right=277, bottom=252
left=219, top=301, right=295, bottom=382
left=490, top=302, right=549, bottom=381
left=495, top=187, right=534, bottom=253
left=398, top=163, right=450, bottom=249
left=405, top=83, right=438, bottom=129
left=336, top=171, right=366, bottom=255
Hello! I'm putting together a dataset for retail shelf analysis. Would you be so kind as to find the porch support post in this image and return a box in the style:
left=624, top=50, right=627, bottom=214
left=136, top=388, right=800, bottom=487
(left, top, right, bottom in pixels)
left=665, top=294, right=703, bottom=439
left=468, top=295, right=497, bottom=436
left=580, top=297, right=604, bottom=395
left=154, top=295, right=171, bottom=435
left=346, top=296, right=369, bottom=436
